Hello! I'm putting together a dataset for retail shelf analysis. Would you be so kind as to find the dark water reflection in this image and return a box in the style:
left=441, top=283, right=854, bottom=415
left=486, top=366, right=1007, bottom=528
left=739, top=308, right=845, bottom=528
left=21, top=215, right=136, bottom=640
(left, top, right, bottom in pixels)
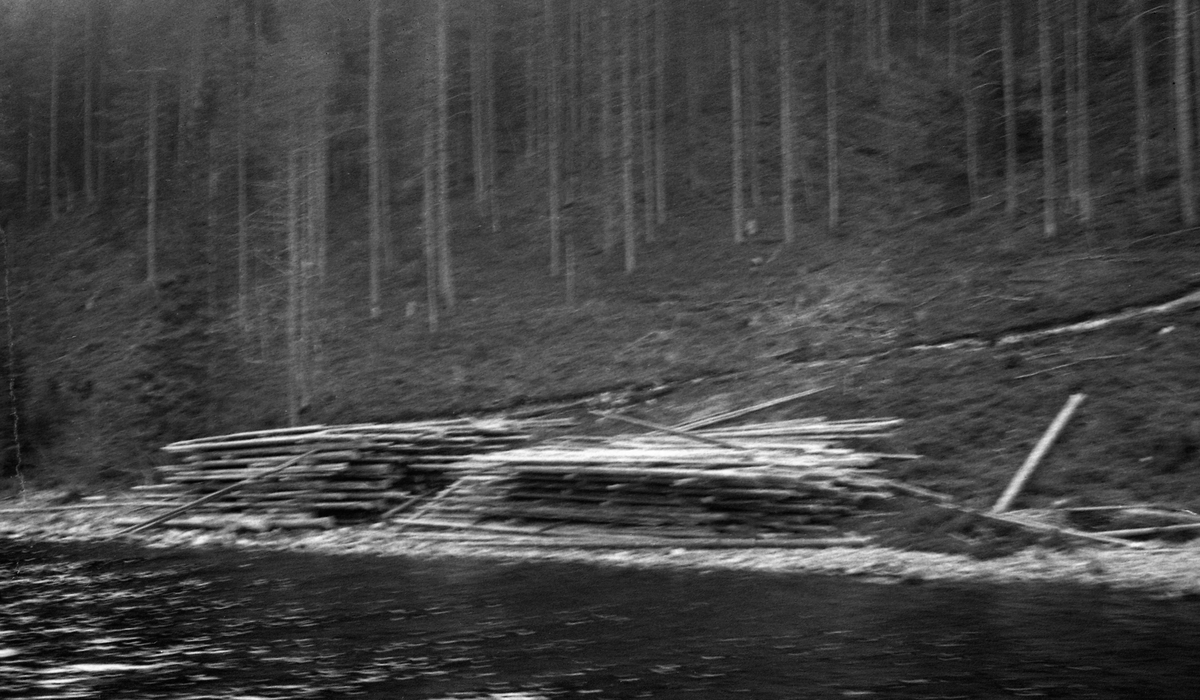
left=2, top=538, right=1198, bottom=699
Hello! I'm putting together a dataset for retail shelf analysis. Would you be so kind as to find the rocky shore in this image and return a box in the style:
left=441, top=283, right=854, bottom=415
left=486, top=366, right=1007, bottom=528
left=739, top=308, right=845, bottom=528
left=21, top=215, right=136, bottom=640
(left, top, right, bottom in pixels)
left=4, top=492, right=1200, bottom=598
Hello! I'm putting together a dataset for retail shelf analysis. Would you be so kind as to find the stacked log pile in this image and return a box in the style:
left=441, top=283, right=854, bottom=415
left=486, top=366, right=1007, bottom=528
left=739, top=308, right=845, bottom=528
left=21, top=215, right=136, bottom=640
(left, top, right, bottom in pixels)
left=138, top=418, right=573, bottom=526
left=391, top=417, right=917, bottom=539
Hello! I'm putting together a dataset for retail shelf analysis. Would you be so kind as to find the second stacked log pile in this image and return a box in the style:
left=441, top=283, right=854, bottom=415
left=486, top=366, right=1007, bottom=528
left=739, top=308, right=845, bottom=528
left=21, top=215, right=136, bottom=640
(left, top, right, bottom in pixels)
left=394, top=417, right=917, bottom=538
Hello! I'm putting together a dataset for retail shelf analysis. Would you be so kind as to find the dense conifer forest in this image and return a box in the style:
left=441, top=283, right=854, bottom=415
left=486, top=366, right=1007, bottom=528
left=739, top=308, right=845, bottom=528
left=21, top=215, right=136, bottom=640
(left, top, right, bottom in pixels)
left=1, top=0, right=1199, bottom=511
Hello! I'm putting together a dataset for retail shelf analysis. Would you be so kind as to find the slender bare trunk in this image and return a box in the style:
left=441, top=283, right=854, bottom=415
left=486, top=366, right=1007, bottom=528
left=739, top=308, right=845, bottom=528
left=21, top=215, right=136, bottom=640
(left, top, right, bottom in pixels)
left=638, top=0, right=655, bottom=241
left=525, top=20, right=538, bottom=160
left=600, top=0, right=617, bottom=255
left=825, top=0, right=839, bottom=233
left=960, top=0, right=981, bottom=209
left=746, top=10, right=762, bottom=212
left=685, top=8, right=702, bottom=190
left=621, top=0, right=637, bottom=272
left=730, top=0, right=746, bottom=243
left=471, top=9, right=487, bottom=208
left=423, top=117, right=439, bottom=332
left=653, top=0, right=667, bottom=226
left=146, top=76, right=159, bottom=286
left=780, top=0, right=796, bottom=245
left=286, top=144, right=301, bottom=425
left=436, top=0, right=455, bottom=308
left=1132, top=0, right=1150, bottom=211
left=49, top=4, right=60, bottom=220
left=1001, top=0, right=1017, bottom=222
left=544, top=0, right=563, bottom=276
left=881, top=0, right=896, bottom=193
left=84, top=2, right=96, bottom=203
left=236, top=88, right=249, bottom=330
left=1037, top=0, right=1057, bottom=237
left=1175, top=0, right=1196, bottom=225
left=367, top=0, right=383, bottom=318
left=1074, top=0, right=1093, bottom=236
left=206, top=130, right=219, bottom=309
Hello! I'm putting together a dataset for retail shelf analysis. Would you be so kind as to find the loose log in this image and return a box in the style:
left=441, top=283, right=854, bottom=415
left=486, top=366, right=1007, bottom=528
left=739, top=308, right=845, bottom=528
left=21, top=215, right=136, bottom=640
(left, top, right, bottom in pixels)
left=1093, top=523, right=1200, bottom=538
left=117, top=450, right=319, bottom=535
left=674, top=386, right=830, bottom=431
left=992, top=393, right=1086, bottom=514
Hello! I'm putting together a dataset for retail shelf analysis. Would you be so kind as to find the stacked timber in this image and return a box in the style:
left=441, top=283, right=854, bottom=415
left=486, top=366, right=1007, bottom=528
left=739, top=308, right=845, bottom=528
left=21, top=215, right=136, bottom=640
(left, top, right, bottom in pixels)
left=140, top=418, right=574, bottom=525
left=392, top=417, right=916, bottom=537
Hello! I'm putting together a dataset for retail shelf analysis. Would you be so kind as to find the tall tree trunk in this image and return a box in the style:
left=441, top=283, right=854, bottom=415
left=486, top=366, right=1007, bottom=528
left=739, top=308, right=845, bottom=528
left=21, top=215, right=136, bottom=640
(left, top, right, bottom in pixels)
left=1063, top=0, right=1078, bottom=215
left=84, top=1, right=96, bottom=204
left=544, top=0, right=563, bottom=276
left=471, top=8, right=488, bottom=209
left=49, top=2, right=60, bottom=220
left=1132, top=0, right=1150, bottom=213
left=286, top=143, right=302, bottom=425
left=367, top=0, right=383, bottom=318
left=1175, top=0, right=1196, bottom=225
left=825, top=0, right=840, bottom=234
left=236, top=86, right=250, bottom=331
left=311, top=105, right=328, bottom=286
left=621, top=0, right=637, bottom=272
left=746, top=9, right=762, bottom=212
left=567, top=0, right=580, bottom=204
left=1074, top=0, right=1093, bottom=235
left=474, top=3, right=497, bottom=233
left=94, top=0, right=109, bottom=201
left=684, top=7, right=702, bottom=190
left=423, top=116, right=439, bottom=332
left=730, top=0, right=746, bottom=243
left=206, top=130, right=219, bottom=310
left=960, top=0, right=981, bottom=209
left=146, top=76, right=159, bottom=286
left=1001, top=0, right=1018, bottom=222
left=483, top=15, right=498, bottom=233
left=436, top=0, right=455, bottom=309
left=1037, top=0, right=1057, bottom=237
left=600, top=0, right=618, bottom=255
left=653, top=0, right=667, bottom=226
left=880, top=0, right=896, bottom=193
left=525, top=18, right=539, bottom=160
left=638, top=0, right=656, bottom=241
left=780, top=0, right=796, bottom=245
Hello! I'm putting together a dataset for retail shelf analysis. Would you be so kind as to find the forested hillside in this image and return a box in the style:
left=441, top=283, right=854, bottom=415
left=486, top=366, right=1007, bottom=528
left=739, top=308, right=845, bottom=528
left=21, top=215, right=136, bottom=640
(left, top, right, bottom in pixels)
left=1, top=0, right=1199, bottom=495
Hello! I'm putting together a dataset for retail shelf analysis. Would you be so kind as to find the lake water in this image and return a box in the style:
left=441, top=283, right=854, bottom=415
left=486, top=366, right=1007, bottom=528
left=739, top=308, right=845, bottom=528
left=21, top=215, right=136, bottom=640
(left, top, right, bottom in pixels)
left=2, top=537, right=1198, bottom=699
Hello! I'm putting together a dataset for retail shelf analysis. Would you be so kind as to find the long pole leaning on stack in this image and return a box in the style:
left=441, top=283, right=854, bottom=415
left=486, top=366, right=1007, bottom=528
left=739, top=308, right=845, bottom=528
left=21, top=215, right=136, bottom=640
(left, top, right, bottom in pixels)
left=116, top=449, right=319, bottom=536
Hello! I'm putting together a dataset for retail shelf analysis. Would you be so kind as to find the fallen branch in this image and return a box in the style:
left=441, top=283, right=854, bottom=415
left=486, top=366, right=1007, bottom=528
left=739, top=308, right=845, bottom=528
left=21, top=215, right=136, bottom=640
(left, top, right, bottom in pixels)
left=402, top=533, right=871, bottom=549
left=674, top=386, right=830, bottom=431
left=992, top=393, right=1086, bottom=514
left=937, top=503, right=1148, bottom=549
left=1013, top=355, right=1125, bottom=380
left=590, top=411, right=752, bottom=452
left=0, top=502, right=177, bottom=514
left=1093, top=523, right=1200, bottom=538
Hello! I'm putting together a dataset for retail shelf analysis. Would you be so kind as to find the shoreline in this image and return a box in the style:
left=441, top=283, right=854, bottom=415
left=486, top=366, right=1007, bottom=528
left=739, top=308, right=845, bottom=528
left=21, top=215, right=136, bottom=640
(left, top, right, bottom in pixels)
left=4, top=497, right=1200, bottom=597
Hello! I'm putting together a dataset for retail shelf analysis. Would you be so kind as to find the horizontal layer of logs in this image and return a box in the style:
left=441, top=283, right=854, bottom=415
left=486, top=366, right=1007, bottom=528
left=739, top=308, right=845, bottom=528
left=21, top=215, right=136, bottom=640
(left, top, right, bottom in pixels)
left=147, top=418, right=574, bottom=523
left=394, top=417, right=914, bottom=537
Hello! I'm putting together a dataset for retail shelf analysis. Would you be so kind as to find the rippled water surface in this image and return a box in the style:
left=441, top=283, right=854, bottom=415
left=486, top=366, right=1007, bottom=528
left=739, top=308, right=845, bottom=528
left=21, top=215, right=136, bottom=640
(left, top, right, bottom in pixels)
left=2, top=537, right=1199, bottom=699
